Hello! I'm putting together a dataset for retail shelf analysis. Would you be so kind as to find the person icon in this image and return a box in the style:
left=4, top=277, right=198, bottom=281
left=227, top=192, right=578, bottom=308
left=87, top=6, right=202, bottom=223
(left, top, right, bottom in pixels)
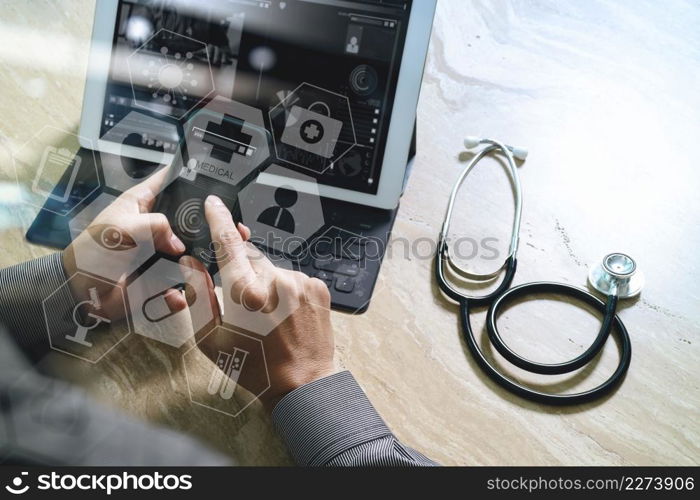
left=257, top=187, right=297, bottom=234
left=346, top=36, right=360, bottom=54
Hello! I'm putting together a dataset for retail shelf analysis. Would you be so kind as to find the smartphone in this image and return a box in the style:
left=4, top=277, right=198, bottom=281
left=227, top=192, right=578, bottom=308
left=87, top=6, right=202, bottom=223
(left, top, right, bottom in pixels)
left=153, top=104, right=271, bottom=273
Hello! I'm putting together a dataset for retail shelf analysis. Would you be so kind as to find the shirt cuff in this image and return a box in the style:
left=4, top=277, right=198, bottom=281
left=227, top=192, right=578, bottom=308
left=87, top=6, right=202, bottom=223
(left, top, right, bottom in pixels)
left=0, top=252, right=76, bottom=359
left=272, top=371, right=392, bottom=466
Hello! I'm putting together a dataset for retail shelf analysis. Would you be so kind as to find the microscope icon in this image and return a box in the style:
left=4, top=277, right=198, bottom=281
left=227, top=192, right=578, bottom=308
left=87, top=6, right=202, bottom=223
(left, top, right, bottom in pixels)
left=65, top=287, right=111, bottom=348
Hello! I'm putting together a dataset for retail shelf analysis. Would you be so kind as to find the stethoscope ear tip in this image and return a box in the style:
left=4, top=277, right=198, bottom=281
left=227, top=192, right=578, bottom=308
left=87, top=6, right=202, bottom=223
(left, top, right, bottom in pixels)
left=511, top=147, right=529, bottom=161
left=463, top=136, right=529, bottom=161
left=464, top=136, right=482, bottom=149
left=589, top=252, right=644, bottom=299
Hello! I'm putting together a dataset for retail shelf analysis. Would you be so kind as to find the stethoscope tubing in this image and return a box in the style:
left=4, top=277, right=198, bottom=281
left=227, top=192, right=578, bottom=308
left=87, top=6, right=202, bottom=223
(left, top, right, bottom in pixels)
left=486, top=282, right=621, bottom=375
left=458, top=288, right=632, bottom=406
left=436, top=253, right=632, bottom=405
left=435, top=137, right=633, bottom=405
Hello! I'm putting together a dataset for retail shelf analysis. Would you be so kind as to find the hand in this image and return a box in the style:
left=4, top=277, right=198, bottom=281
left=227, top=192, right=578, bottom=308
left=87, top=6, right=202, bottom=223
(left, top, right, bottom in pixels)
left=195, top=194, right=337, bottom=411
left=62, top=169, right=186, bottom=320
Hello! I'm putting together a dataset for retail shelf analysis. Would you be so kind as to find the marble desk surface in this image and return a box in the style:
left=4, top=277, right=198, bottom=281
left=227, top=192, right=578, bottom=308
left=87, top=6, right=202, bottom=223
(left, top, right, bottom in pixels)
left=0, top=0, right=697, bottom=465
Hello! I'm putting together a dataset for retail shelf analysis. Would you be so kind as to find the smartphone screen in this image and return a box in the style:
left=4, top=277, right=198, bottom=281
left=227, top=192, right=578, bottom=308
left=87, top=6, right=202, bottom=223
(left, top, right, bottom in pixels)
left=153, top=103, right=271, bottom=273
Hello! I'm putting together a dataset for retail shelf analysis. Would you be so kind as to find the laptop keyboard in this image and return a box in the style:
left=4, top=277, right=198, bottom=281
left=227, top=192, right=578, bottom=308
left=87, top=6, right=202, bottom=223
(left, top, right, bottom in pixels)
left=255, top=228, right=366, bottom=295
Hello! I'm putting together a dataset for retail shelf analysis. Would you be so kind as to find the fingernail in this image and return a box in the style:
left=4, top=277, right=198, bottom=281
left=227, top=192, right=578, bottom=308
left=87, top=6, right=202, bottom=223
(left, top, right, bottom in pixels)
left=164, top=289, right=184, bottom=313
left=180, top=257, right=193, bottom=281
left=144, top=290, right=177, bottom=320
left=206, top=195, right=224, bottom=207
left=171, top=234, right=186, bottom=253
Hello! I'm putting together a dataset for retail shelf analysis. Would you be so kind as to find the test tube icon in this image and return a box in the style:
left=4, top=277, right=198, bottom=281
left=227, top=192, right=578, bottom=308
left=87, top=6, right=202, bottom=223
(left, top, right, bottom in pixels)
left=207, top=348, right=249, bottom=400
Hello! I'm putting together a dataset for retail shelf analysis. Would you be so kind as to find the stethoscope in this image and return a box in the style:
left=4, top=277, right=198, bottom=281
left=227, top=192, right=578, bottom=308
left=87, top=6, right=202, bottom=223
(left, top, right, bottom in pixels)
left=436, top=137, right=644, bottom=406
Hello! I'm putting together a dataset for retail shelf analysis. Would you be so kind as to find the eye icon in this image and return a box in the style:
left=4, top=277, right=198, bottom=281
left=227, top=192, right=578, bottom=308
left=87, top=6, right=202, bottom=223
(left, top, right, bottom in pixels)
left=5, top=472, right=29, bottom=495
left=91, top=225, right=138, bottom=251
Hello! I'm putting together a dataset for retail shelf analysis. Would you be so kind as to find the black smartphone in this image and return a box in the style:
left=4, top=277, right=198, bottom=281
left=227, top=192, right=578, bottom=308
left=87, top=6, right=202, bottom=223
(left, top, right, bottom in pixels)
left=152, top=104, right=272, bottom=274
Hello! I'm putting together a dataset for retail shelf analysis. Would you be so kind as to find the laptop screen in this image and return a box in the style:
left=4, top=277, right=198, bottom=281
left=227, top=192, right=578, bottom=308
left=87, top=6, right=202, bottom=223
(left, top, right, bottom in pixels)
left=100, top=0, right=413, bottom=195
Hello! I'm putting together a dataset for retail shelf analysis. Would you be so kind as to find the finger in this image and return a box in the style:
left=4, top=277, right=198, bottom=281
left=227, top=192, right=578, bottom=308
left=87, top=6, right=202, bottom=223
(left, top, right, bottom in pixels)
left=180, top=255, right=215, bottom=291
left=129, top=213, right=185, bottom=255
left=279, top=269, right=307, bottom=305
left=163, top=288, right=188, bottom=314
left=234, top=257, right=280, bottom=313
left=245, top=241, right=276, bottom=276
left=184, top=254, right=217, bottom=292
left=261, top=275, right=280, bottom=314
left=304, top=275, right=332, bottom=307
left=180, top=256, right=221, bottom=334
left=143, top=287, right=187, bottom=324
left=204, top=195, right=257, bottom=285
left=235, top=241, right=278, bottom=312
left=120, top=167, right=172, bottom=213
left=237, top=223, right=251, bottom=241
left=236, top=275, right=277, bottom=313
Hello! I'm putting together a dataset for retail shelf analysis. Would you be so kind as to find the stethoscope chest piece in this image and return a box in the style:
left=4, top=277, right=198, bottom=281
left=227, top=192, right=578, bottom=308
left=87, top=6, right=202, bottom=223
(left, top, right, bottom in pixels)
left=589, top=252, right=644, bottom=299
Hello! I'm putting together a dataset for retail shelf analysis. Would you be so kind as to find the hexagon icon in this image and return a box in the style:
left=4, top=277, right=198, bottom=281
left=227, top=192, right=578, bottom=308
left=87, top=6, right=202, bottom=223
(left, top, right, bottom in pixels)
left=238, top=164, right=325, bottom=256
left=126, top=258, right=216, bottom=348
left=43, top=273, right=130, bottom=364
left=12, top=125, right=99, bottom=217
left=305, top=225, right=387, bottom=314
left=99, top=111, right=175, bottom=192
left=269, top=83, right=357, bottom=175
left=214, top=254, right=302, bottom=337
left=127, top=29, right=215, bottom=118
left=183, top=326, right=270, bottom=418
left=177, top=96, right=270, bottom=187
left=68, top=193, right=157, bottom=283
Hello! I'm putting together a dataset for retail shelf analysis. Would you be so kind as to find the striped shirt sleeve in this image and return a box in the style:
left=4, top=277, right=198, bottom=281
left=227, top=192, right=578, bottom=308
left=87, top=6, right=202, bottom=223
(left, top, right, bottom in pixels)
left=0, top=252, right=75, bottom=359
left=272, top=371, right=438, bottom=466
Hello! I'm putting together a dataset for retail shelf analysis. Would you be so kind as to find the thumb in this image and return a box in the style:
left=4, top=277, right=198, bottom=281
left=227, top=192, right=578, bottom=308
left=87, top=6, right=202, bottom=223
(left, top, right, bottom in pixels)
left=133, top=213, right=186, bottom=256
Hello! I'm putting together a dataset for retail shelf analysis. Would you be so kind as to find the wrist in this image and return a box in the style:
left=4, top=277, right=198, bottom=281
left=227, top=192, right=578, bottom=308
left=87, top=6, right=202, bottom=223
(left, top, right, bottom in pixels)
left=61, top=246, right=84, bottom=302
left=262, top=365, right=339, bottom=413
left=61, top=246, right=75, bottom=277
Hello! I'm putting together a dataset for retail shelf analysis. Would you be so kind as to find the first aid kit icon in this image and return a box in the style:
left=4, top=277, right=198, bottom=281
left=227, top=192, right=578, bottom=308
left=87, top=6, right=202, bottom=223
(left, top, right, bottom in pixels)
left=281, top=102, right=343, bottom=159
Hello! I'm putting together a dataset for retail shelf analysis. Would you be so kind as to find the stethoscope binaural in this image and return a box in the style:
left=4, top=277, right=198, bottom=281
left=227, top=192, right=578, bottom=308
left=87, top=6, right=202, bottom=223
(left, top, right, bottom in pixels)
left=436, top=137, right=644, bottom=405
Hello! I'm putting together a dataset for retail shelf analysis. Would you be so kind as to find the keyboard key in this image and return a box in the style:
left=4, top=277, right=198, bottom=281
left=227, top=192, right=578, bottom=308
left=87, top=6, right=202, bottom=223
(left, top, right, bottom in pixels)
left=335, top=276, right=356, bottom=294
left=312, top=229, right=366, bottom=259
left=315, top=271, right=333, bottom=287
left=340, top=241, right=364, bottom=260
left=321, top=239, right=364, bottom=260
left=313, top=258, right=360, bottom=277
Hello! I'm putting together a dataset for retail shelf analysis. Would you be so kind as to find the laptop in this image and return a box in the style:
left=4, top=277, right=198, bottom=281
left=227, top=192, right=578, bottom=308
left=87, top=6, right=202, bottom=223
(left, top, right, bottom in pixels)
left=26, top=0, right=436, bottom=313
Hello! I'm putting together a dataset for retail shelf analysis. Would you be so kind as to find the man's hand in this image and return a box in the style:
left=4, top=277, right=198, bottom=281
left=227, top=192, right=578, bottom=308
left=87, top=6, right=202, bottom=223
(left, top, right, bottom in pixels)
left=62, top=169, right=186, bottom=320
left=197, top=195, right=337, bottom=411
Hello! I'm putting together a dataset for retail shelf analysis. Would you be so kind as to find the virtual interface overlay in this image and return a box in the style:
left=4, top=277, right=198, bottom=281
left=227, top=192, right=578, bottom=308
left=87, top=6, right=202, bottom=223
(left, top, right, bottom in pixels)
left=101, top=0, right=412, bottom=195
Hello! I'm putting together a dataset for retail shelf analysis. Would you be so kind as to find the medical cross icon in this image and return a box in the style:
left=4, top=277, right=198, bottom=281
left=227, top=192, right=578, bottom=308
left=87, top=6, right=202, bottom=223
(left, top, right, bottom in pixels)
left=203, top=115, right=253, bottom=163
